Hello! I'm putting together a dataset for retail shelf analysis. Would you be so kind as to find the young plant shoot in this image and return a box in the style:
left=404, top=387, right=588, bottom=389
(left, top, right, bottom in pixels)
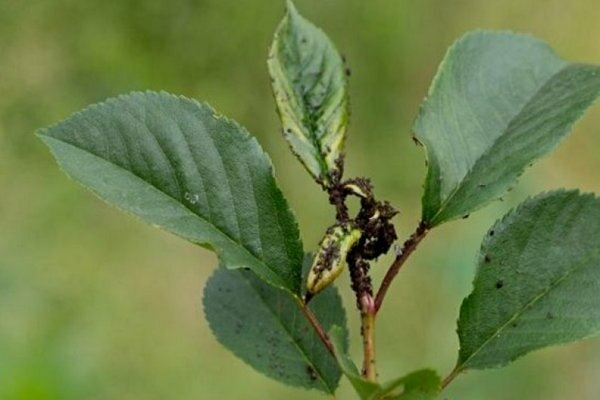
left=38, top=1, right=600, bottom=398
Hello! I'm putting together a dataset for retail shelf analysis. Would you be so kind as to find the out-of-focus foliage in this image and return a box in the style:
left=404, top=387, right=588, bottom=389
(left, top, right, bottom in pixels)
left=1, top=0, right=599, bottom=399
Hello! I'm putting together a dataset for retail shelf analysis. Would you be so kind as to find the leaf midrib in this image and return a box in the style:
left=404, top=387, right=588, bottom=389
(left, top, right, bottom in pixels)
left=242, top=276, right=335, bottom=393
left=40, top=133, right=294, bottom=292
left=428, top=62, right=570, bottom=224
left=287, top=22, right=330, bottom=173
left=271, top=11, right=337, bottom=180
left=459, top=247, right=598, bottom=369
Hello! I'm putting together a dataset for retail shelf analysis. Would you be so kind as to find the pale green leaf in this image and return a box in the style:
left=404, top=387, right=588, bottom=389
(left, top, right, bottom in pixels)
left=414, top=31, right=600, bottom=226
left=457, top=190, right=600, bottom=370
left=204, top=268, right=348, bottom=393
left=38, top=91, right=304, bottom=295
left=268, top=0, right=349, bottom=186
left=380, top=370, right=440, bottom=400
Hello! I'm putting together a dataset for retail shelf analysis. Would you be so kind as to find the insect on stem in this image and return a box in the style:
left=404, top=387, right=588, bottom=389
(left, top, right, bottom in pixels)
left=360, top=295, right=377, bottom=382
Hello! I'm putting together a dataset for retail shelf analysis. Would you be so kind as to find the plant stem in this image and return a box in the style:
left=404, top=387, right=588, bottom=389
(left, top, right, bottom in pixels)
left=360, top=295, right=377, bottom=381
left=298, top=298, right=336, bottom=356
left=374, top=221, right=430, bottom=312
left=441, top=365, right=461, bottom=390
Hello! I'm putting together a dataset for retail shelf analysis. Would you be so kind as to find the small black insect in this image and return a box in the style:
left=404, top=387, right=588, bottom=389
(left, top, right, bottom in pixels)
left=306, top=365, right=318, bottom=381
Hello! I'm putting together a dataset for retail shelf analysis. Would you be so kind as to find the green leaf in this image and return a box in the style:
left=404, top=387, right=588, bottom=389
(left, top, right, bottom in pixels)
left=203, top=268, right=348, bottom=393
left=38, top=91, right=304, bottom=295
left=268, top=0, right=349, bottom=187
left=379, top=370, right=440, bottom=400
left=329, top=327, right=440, bottom=400
left=414, top=31, right=600, bottom=226
left=457, top=190, right=600, bottom=370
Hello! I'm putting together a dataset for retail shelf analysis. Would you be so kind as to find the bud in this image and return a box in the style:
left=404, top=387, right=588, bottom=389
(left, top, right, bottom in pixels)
left=306, top=224, right=362, bottom=298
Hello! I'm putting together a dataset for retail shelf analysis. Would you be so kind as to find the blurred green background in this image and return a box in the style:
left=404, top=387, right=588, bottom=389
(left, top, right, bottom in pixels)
left=1, top=0, right=599, bottom=399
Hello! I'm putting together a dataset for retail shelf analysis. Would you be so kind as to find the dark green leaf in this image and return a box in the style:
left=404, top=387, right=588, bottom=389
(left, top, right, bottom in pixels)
left=38, top=91, right=304, bottom=295
left=268, top=0, right=349, bottom=187
left=414, top=31, right=600, bottom=226
left=330, top=327, right=440, bottom=400
left=457, top=190, right=600, bottom=370
left=204, top=268, right=348, bottom=393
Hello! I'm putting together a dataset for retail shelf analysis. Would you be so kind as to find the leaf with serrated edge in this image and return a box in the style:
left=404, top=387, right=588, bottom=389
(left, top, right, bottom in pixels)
left=414, top=31, right=600, bottom=226
left=38, top=91, right=304, bottom=295
left=456, top=190, right=600, bottom=370
left=204, top=268, right=348, bottom=393
left=268, top=0, right=349, bottom=187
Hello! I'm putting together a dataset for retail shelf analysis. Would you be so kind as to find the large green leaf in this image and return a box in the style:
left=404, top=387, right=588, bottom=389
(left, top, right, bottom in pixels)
left=414, top=31, right=600, bottom=226
left=203, top=268, right=348, bottom=393
left=38, top=91, right=304, bottom=295
left=457, top=190, right=600, bottom=370
left=268, top=0, right=349, bottom=187
left=329, top=326, right=440, bottom=400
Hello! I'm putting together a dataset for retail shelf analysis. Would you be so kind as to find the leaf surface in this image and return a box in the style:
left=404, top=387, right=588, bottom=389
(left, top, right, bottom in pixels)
left=414, top=31, right=600, bottom=226
left=457, top=190, right=600, bottom=370
left=268, top=0, right=349, bottom=186
left=204, top=268, right=348, bottom=393
left=39, top=91, right=304, bottom=294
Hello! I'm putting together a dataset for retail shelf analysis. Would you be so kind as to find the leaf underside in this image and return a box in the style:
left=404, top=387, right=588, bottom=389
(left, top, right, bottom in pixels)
left=457, top=190, right=600, bottom=370
left=38, top=91, right=304, bottom=295
left=204, top=268, right=348, bottom=394
left=414, top=31, right=600, bottom=226
left=268, top=0, right=349, bottom=186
